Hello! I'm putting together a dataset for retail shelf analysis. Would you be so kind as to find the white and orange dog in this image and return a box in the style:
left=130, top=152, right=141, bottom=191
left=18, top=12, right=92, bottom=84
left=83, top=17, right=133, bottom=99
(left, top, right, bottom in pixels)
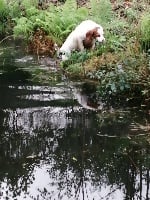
left=58, top=20, right=105, bottom=61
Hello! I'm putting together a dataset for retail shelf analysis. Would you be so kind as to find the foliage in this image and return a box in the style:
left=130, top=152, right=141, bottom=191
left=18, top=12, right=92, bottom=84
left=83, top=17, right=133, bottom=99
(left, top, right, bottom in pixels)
left=89, top=0, right=113, bottom=26
left=0, top=0, right=9, bottom=35
left=125, top=8, right=138, bottom=23
left=63, top=63, right=83, bottom=76
left=46, top=0, right=88, bottom=42
left=60, top=0, right=150, bottom=106
left=87, top=53, right=150, bottom=105
left=8, top=1, right=22, bottom=19
left=90, top=64, right=131, bottom=96
left=61, top=51, right=91, bottom=76
left=21, top=0, right=37, bottom=9
left=64, top=51, right=90, bottom=65
left=12, top=0, right=114, bottom=44
left=13, top=8, right=40, bottom=39
left=105, top=32, right=127, bottom=52
left=0, top=0, right=150, bottom=106
left=13, top=0, right=88, bottom=43
left=139, top=12, right=150, bottom=51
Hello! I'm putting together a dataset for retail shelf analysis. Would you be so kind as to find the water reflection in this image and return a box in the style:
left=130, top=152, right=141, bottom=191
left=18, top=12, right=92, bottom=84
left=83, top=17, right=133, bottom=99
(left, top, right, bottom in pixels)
left=0, top=39, right=149, bottom=199
left=0, top=39, right=61, bottom=85
left=0, top=85, right=149, bottom=200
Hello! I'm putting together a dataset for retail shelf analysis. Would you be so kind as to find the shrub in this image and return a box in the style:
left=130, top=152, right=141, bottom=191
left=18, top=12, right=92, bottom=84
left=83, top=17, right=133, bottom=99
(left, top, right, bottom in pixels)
left=87, top=53, right=150, bottom=105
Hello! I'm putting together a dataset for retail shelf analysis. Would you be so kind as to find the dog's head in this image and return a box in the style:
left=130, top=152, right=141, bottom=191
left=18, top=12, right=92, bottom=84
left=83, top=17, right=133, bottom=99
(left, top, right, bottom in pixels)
left=83, top=27, right=105, bottom=49
left=95, top=26, right=105, bottom=43
left=57, top=49, right=70, bottom=61
left=86, top=27, right=105, bottom=42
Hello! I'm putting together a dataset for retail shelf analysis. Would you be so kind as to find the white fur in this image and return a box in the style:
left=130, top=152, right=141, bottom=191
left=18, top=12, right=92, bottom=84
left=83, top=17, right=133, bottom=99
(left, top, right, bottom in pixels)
left=59, top=20, right=105, bottom=61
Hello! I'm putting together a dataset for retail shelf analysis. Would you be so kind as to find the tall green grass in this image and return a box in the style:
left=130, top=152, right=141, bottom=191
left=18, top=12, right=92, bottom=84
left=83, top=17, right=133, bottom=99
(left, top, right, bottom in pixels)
left=140, top=12, right=150, bottom=51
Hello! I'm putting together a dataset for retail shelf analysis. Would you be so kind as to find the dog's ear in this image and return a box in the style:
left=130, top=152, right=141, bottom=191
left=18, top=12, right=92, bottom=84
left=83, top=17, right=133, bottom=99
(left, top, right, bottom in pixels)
left=86, top=28, right=100, bottom=39
left=86, top=30, right=93, bottom=38
left=92, top=27, right=100, bottom=38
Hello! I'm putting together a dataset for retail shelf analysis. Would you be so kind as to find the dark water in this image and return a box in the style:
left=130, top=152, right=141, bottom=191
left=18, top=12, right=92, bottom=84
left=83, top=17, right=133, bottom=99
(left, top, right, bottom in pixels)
left=0, top=39, right=149, bottom=200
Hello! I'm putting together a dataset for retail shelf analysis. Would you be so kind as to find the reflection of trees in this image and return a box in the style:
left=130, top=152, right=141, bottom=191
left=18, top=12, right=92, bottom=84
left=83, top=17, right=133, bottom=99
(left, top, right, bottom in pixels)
left=96, top=109, right=150, bottom=136
left=39, top=110, right=149, bottom=200
left=51, top=124, right=150, bottom=199
left=0, top=85, right=149, bottom=199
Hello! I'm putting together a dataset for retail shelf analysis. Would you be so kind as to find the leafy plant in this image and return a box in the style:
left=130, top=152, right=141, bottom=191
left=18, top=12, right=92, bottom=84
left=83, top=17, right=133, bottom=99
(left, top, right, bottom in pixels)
left=13, top=16, right=34, bottom=39
left=61, top=51, right=90, bottom=72
left=87, top=53, right=150, bottom=105
left=88, top=64, right=131, bottom=97
left=21, top=0, right=37, bottom=9
left=125, top=8, right=138, bottom=23
left=13, top=0, right=88, bottom=43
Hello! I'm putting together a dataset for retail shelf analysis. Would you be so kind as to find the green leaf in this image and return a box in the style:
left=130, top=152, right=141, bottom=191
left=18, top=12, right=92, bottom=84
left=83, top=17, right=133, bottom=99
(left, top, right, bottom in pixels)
left=111, top=83, right=116, bottom=92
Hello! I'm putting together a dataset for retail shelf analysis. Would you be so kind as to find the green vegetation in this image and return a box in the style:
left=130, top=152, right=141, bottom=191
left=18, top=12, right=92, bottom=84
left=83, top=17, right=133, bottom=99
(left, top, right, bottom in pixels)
left=0, top=0, right=9, bottom=35
left=61, top=0, right=150, bottom=107
left=13, top=0, right=88, bottom=43
left=0, top=0, right=149, bottom=107
left=89, top=0, right=113, bottom=25
left=140, top=12, right=150, bottom=51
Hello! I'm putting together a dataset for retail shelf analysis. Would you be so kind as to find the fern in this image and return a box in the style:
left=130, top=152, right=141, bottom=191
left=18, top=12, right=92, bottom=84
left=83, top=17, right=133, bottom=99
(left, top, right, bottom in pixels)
left=44, top=0, right=88, bottom=41
left=0, top=0, right=7, bottom=14
left=22, top=0, right=37, bottom=9
left=8, top=1, right=22, bottom=18
left=60, top=0, right=77, bottom=14
left=26, top=7, right=40, bottom=17
left=89, top=0, right=113, bottom=26
left=13, top=0, right=88, bottom=42
left=76, top=7, right=88, bottom=20
left=13, top=17, right=33, bottom=38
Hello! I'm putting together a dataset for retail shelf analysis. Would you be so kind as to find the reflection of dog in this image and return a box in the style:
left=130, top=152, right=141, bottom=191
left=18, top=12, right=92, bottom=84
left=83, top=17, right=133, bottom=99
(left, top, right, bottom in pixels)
left=59, top=20, right=105, bottom=61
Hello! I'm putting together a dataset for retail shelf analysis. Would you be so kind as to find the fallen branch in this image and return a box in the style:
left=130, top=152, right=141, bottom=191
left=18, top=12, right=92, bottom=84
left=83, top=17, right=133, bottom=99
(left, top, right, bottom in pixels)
left=0, top=35, right=13, bottom=44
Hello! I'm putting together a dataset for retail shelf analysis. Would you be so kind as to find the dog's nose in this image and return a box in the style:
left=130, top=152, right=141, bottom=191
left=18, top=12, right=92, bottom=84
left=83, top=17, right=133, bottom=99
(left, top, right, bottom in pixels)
left=97, top=37, right=105, bottom=43
left=57, top=51, right=62, bottom=59
left=57, top=51, right=67, bottom=60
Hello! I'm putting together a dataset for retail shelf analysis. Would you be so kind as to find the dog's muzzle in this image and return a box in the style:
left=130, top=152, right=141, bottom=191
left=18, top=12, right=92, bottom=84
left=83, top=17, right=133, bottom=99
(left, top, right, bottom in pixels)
left=57, top=51, right=65, bottom=59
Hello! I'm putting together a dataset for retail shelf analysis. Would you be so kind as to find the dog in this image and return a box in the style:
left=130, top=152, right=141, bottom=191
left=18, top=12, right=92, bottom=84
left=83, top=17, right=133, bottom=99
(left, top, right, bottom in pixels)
left=58, top=20, right=105, bottom=61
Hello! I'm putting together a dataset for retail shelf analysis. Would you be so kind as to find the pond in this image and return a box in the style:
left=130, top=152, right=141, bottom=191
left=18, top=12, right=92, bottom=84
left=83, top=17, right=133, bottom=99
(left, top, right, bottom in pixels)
left=0, top=39, right=149, bottom=200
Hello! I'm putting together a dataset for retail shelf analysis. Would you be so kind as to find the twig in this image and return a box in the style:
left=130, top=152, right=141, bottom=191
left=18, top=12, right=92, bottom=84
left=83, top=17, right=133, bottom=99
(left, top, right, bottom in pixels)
left=127, top=154, right=139, bottom=172
left=97, top=134, right=118, bottom=138
left=100, top=183, right=124, bottom=200
left=37, top=48, right=40, bottom=62
left=0, top=35, right=13, bottom=44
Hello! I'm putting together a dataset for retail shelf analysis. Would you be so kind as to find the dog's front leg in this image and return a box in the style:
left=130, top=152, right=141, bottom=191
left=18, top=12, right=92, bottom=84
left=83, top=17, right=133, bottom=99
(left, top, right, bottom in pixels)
left=91, top=42, right=95, bottom=50
left=77, top=39, right=85, bottom=51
